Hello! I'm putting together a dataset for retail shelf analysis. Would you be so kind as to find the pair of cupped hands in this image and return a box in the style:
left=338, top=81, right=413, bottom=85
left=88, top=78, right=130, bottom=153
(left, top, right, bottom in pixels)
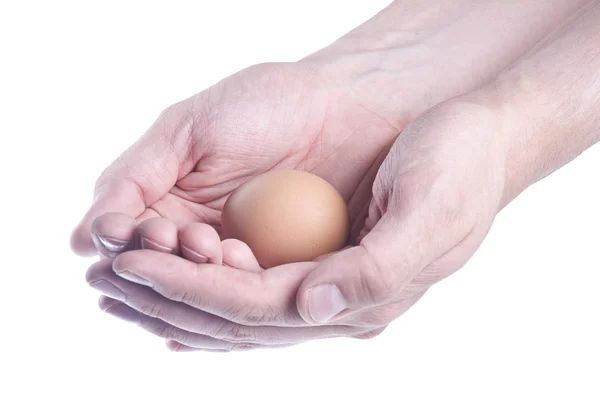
left=71, top=1, right=600, bottom=352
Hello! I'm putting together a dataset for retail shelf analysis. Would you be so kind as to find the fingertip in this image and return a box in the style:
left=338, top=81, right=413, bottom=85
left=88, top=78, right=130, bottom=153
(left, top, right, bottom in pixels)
left=137, top=217, right=178, bottom=253
left=296, top=247, right=369, bottom=325
left=179, top=223, right=223, bottom=265
left=72, top=181, right=148, bottom=256
left=295, top=265, right=334, bottom=326
left=85, top=257, right=115, bottom=284
left=165, top=340, right=197, bottom=352
left=91, top=213, right=137, bottom=256
left=70, top=223, right=97, bottom=257
left=221, top=239, right=262, bottom=272
left=98, top=295, right=119, bottom=311
left=165, top=339, right=181, bottom=351
left=111, top=250, right=136, bottom=274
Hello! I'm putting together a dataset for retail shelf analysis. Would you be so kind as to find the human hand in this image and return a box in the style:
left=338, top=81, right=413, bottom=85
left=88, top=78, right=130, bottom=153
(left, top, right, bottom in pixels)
left=71, top=60, right=401, bottom=259
left=84, top=99, right=504, bottom=352
left=297, top=0, right=600, bottom=328
left=78, top=0, right=598, bottom=351
left=71, top=0, right=584, bottom=258
left=85, top=1, right=600, bottom=351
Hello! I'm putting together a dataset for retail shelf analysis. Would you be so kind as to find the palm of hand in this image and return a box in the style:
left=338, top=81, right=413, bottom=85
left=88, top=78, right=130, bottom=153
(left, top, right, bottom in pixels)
left=80, top=65, right=507, bottom=352
left=140, top=62, right=401, bottom=243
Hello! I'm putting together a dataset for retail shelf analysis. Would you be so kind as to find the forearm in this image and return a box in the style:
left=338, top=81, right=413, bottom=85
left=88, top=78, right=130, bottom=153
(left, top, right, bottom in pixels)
left=485, top=1, right=600, bottom=206
left=301, top=0, right=590, bottom=127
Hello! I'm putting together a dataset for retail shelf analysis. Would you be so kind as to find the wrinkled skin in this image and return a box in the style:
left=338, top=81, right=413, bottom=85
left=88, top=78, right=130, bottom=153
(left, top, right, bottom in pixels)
left=74, top=1, right=599, bottom=352
left=74, top=62, right=401, bottom=255
left=82, top=97, right=507, bottom=352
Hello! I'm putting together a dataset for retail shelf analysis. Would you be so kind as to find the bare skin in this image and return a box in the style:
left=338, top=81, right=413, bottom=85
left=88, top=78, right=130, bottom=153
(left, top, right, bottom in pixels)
left=72, top=0, right=587, bottom=257
left=76, top=0, right=598, bottom=351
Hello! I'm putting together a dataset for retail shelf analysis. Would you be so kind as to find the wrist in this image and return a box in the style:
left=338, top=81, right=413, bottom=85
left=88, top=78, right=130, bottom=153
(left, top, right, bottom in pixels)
left=487, top=1, right=600, bottom=208
left=298, top=0, right=589, bottom=131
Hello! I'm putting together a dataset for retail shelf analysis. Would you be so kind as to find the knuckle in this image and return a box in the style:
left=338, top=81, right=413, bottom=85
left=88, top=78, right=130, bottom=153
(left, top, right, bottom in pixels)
left=210, top=321, right=231, bottom=340
left=148, top=323, right=179, bottom=341
left=158, top=101, right=188, bottom=122
left=223, top=303, right=280, bottom=326
left=232, top=343, right=259, bottom=352
left=244, top=307, right=275, bottom=325
left=139, top=303, right=165, bottom=319
left=179, top=290, right=196, bottom=305
left=229, top=324, right=257, bottom=343
left=166, top=289, right=200, bottom=307
left=217, top=322, right=258, bottom=344
left=151, top=324, right=170, bottom=339
left=94, top=165, right=117, bottom=192
left=356, top=247, right=403, bottom=305
left=152, top=98, right=200, bottom=169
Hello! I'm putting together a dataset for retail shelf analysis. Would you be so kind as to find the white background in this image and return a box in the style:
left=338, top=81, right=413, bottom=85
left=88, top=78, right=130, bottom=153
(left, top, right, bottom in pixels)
left=1, top=1, right=598, bottom=397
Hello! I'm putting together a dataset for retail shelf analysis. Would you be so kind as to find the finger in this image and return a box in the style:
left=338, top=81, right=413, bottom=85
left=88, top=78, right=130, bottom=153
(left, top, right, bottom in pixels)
left=164, top=340, right=297, bottom=353
left=165, top=340, right=203, bottom=352
left=87, top=258, right=363, bottom=343
left=110, top=250, right=318, bottom=326
left=90, top=213, right=137, bottom=258
left=352, top=327, right=387, bottom=340
left=70, top=100, right=198, bottom=257
left=98, top=296, right=261, bottom=352
left=165, top=340, right=228, bottom=353
left=136, top=217, right=179, bottom=254
left=221, top=239, right=263, bottom=272
left=296, top=157, right=474, bottom=324
left=179, top=223, right=223, bottom=265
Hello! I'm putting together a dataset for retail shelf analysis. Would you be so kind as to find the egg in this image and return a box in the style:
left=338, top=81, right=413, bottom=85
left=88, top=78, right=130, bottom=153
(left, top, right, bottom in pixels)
left=221, top=169, right=349, bottom=269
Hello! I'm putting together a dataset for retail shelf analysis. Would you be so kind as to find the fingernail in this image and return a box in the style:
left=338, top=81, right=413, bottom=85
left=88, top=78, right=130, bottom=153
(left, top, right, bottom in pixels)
left=308, top=284, right=347, bottom=323
left=117, top=271, right=152, bottom=287
left=95, top=235, right=128, bottom=253
left=180, top=244, right=209, bottom=264
left=140, top=236, right=173, bottom=253
left=89, top=280, right=126, bottom=301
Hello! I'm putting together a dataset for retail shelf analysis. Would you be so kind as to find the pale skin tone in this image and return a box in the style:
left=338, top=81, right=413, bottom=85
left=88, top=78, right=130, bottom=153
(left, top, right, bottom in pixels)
left=72, top=0, right=599, bottom=352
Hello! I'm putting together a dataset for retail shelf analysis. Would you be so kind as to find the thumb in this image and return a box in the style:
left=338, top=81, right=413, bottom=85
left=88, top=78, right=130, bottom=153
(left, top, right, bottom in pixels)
left=70, top=102, right=195, bottom=256
left=296, top=192, right=470, bottom=325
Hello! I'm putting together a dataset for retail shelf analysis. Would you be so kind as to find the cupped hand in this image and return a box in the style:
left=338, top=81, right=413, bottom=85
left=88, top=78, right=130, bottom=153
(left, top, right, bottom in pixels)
left=87, top=15, right=600, bottom=346
left=84, top=98, right=506, bottom=352
left=77, top=0, right=600, bottom=351
left=297, top=100, right=508, bottom=324
left=71, top=0, right=580, bottom=257
left=71, top=61, right=400, bottom=258
left=297, top=0, right=600, bottom=334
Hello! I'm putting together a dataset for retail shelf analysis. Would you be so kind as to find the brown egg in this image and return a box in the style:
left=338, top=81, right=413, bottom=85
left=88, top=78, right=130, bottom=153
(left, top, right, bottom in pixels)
left=221, top=170, right=349, bottom=269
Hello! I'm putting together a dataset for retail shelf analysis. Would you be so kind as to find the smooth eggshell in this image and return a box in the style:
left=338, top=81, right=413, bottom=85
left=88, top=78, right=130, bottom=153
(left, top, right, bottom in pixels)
left=221, top=170, right=349, bottom=269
